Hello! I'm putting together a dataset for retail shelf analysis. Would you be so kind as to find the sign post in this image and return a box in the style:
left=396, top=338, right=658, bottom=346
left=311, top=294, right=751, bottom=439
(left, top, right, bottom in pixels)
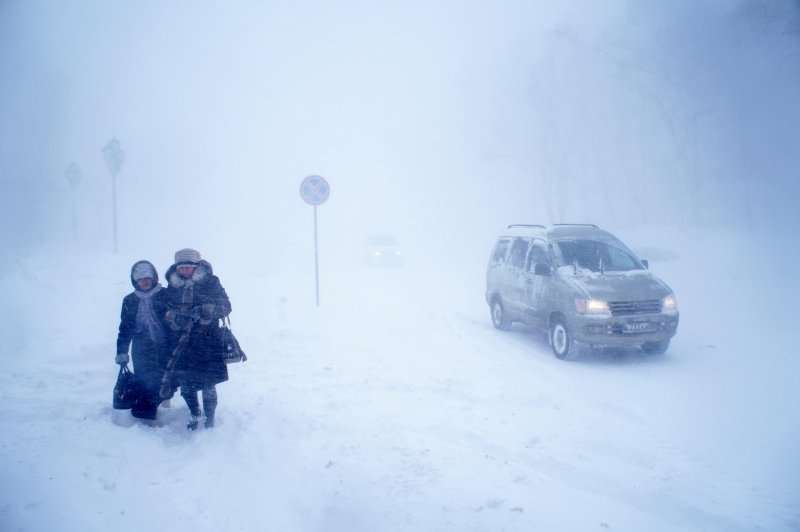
left=64, top=162, right=81, bottom=239
left=299, top=175, right=330, bottom=306
left=102, top=137, right=125, bottom=253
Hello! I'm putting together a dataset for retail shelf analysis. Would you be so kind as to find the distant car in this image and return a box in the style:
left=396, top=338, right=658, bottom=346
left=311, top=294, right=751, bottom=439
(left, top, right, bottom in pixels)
left=365, top=234, right=404, bottom=266
left=485, top=224, right=679, bottom=359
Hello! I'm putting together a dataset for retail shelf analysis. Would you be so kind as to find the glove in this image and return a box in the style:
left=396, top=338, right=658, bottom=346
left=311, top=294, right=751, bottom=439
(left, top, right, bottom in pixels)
left=115, top=352, right=129, bottom=365
left=191, top=304, right=214, bottom=321
left=174, top=313, right=189, bottom=327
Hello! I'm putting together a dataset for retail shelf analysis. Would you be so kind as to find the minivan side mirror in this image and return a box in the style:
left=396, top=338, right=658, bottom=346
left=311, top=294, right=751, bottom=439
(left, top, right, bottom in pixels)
left=533, top=263, right=552, bottom=276
left=641, top=259, right=649, bottom=269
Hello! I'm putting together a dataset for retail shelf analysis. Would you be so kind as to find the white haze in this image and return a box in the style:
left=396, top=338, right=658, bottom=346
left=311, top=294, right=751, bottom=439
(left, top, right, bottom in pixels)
left=2, top=0, right=799, bottom=262
left=1, top=0, right=799, bottom=530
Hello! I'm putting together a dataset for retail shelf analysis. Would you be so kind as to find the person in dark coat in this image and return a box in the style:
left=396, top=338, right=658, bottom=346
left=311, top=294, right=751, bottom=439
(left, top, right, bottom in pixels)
left=116, top=260, right=171, bottom=420
left=161, top=248, right=231, bottom=430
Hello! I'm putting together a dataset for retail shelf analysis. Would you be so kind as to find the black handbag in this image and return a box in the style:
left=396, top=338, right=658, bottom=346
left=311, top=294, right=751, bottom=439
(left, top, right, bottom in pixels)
left=113, top=365, right=141, bottom=409
left=131, top=392, right=158, bottom=420
left=220, top=317, right=247, bottom=364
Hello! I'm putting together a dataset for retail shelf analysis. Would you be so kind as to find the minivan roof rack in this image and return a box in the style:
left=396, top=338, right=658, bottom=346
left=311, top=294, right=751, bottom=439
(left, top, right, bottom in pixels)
left=507, top=224, right=546, bottom=229
left=552, top=223, right=599, bottom=228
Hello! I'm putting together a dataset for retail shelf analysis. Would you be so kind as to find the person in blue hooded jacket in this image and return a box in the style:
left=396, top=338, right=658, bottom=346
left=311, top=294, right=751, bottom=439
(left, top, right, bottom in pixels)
left=115, top=260, right=172, bottom=420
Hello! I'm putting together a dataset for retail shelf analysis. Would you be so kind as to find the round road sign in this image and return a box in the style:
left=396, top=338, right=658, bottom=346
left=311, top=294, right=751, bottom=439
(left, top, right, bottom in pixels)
left=300, top=175, right=330, bottom=205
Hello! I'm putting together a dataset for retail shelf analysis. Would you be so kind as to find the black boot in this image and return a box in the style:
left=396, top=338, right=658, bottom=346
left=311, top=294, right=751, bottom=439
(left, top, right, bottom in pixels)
left=202, top=386, right=218, bottom=429
left=186, top=404, right=201, bottom=431
left=182, top=390, right=202, bottom=431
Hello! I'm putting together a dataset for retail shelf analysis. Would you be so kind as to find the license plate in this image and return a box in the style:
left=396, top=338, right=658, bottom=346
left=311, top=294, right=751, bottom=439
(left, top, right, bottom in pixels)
left=623, top=322, right=657, bottom=333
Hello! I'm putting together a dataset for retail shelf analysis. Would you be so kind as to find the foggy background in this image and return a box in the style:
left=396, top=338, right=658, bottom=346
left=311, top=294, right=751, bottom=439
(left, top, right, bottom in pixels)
left=1, top=0, right=799, bottom=269
left=2, top=3, right=800, bottom=529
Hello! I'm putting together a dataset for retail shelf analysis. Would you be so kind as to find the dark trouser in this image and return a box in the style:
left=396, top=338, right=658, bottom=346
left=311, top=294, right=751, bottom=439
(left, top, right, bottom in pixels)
left=181, top=384, right=218, bottom=419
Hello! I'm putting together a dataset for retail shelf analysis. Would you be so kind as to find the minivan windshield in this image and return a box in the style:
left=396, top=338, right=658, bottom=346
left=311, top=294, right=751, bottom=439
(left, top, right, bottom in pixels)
left=555, top=239, right=644, bottom=272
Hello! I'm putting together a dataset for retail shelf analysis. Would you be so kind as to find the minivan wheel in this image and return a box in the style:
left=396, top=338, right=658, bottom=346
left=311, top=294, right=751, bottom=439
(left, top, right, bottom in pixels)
left=641, top=339, right=670, bottom=354
left=550, top=318, right=574, bottom=360
left=491, top=300, right=511, bottom=331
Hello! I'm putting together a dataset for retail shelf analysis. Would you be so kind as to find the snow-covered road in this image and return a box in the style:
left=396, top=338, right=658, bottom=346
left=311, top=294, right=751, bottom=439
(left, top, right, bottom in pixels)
left=1, top=228, right=797, bottom=531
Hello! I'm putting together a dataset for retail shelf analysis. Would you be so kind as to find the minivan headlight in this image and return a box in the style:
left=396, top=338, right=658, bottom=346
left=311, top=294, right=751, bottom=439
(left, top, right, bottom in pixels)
left=575, top=298, right=610, bottom=315
left=663, top=294, right=677, bottom=311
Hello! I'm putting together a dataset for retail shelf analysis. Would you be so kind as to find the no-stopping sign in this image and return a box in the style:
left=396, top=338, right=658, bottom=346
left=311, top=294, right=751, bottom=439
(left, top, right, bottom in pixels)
left=300, top=175, right=330, bottom=205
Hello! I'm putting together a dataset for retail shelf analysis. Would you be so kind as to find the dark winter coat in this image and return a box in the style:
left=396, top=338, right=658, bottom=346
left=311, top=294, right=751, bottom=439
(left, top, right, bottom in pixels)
left=116, top=261, right=171, bottom=401
left=163, top=260, right=231, bottom=388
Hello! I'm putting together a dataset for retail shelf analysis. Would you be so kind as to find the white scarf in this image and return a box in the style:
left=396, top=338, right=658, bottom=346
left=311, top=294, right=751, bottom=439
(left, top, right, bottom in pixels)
left=135, top=284, right=165, bottom=345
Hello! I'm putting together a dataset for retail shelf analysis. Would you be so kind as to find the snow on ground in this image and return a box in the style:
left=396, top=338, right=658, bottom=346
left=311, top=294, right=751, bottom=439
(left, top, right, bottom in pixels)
left=0, top=226, right=798, bottom=531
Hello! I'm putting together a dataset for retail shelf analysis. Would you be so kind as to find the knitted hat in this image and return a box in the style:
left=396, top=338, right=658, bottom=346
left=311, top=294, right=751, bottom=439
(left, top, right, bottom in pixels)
left=132, top=262, right=156, bottom=281
left=174, top=248, right=201, bottom=266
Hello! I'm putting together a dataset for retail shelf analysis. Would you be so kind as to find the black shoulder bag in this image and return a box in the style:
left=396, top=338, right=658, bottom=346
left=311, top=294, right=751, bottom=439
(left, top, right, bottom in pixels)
left=220, top=316, right=247, bottom=364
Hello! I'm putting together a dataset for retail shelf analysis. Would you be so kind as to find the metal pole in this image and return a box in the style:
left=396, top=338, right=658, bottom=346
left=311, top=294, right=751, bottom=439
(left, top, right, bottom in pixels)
left=64, top=162, right=81, bottom=242
left=72, top=188, right=77, bottom=239
left=314, top=205, right=320, bottom=306
left=112, top=170, right=118, bottom=253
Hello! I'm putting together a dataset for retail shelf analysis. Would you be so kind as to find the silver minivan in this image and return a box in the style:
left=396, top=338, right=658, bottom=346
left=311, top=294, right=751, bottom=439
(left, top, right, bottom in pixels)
left=485, top=224, right=679, bottom=359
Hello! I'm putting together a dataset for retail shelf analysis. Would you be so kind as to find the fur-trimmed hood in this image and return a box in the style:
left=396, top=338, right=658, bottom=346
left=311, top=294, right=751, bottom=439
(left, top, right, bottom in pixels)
left=165, top=259, right=214, bottom=288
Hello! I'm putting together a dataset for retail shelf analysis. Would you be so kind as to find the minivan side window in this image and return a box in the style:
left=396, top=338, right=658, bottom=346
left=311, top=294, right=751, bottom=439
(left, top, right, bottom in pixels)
left=490, top=239, right=511, bottom=264
left=509, top=237, right=531, bottom=269
left=527, top=240, right=549, bottom=271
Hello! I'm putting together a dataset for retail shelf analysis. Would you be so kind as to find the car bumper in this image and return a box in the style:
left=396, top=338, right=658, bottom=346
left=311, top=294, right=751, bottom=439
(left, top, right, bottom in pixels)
left=571, top=312, right=679, bottom=347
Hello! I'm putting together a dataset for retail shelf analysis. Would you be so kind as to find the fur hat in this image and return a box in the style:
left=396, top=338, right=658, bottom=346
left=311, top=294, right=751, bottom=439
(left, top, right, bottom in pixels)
left=174, top=248, right=201, bottom=266
left=132, top=261, right=156, bottom=281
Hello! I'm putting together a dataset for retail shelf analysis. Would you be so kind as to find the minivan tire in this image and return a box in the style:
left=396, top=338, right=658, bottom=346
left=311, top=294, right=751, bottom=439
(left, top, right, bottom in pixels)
left=491, top=299, right=512, bottom=331
left=641, top=339, right=670, bottom=354
left=550, top=318, right=575, bottom=360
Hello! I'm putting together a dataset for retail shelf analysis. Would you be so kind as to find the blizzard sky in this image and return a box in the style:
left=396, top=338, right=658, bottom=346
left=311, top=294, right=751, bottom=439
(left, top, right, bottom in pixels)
left=1, top=3, right=799, bottom=530
left=1, top=0, right=799, bottom=269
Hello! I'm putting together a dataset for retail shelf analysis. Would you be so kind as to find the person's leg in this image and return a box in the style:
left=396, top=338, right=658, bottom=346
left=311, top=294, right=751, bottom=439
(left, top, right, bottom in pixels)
left=181, top=383, right=202, bottom=430
left=202, top=385, right=218, bottom=428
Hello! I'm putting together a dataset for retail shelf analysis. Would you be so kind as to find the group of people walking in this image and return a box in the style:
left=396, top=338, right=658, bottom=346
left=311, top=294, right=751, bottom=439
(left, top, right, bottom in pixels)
left=115, top=248, right=232, bottom=430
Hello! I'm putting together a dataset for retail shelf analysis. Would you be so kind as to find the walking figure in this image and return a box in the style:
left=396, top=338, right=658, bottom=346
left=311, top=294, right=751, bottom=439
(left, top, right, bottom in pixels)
left=116, top=260, right=170, bottom=421
left=161, top=248, right=231, bottom=430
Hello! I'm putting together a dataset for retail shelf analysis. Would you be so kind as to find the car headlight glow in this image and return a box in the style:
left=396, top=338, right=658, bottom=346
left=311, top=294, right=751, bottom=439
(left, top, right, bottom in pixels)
left=575, top=298, right=610, bottom=315
left=663, top=294, right=677, bottom=311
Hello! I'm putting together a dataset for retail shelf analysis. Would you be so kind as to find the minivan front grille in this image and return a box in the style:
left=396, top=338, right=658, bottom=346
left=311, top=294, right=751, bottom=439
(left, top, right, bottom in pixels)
left=609, top=299, right=662, bottom=316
